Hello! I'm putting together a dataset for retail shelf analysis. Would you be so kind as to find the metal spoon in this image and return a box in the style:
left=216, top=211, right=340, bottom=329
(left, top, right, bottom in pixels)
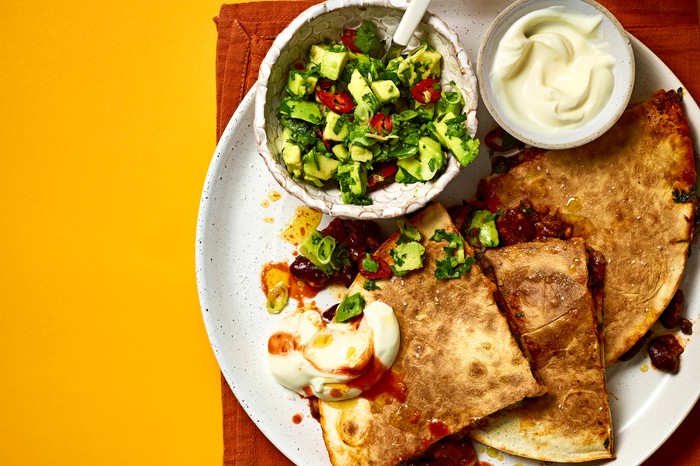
left=384, top=0, right=432, bottom=61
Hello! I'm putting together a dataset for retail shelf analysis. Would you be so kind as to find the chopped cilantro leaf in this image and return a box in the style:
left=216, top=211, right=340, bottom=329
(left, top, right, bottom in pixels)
left=430, top=229, right=474, bottom=279
left=390, top=248, right=405, bottom=267
left=673, top=187, right=697, bottom=203
left=435, top=256, right=475, bottom=279
left=363, top=279, right=380, bottom=291
left=353, top=21, right=383, bottom=57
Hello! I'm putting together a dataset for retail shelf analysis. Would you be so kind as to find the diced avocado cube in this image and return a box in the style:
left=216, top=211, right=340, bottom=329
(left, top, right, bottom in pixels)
left=347, top=69, right=379, bottom=123
left=396, top=156, right=422, bottom=181
left=386, top=57, right=413, bottom=87
left=278, top=98, right=323, bottom=125
left=320, top=49, right=349, bottom=81
left=308, top=44, right=328, bottom=67
left=370, top=80, right=400, bottom=103
left=437, top=91, right=463, bottom=118
left=282, top=146, right=302, bottom=178
left=323, top=111, right=349, bottom=142
left=468, top=210, right=500, bottom=248
left=281, top=126, right=294, bottom=145
left=395, top=137, right=443, bottom=181
left=337, top=161, right=367, bottom=196
left=390, top=241, right=425, bottom=276
left=287, top=69, right=318, bottom=97
left=418, top=136, right=444, bottom=180
left=407, top=44, right=442, bottom=80
left=302, top=150, right=339, bottom=181
left=349, top=144, right=373, bottom=163
left=432, top=112, right=480, bottom=168
left=331, top=144, right=350, bottom=162
left=395, top=165, right=417, bottom=184
left=281, top=127, right=302, bottom=177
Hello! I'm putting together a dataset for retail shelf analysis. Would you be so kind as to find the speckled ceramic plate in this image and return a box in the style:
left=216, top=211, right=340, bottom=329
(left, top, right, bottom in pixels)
left=196, top=1, right=700, bottom=464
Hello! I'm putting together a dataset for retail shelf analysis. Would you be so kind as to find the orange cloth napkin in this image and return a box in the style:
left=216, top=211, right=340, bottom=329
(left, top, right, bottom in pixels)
left=214, top=1, right=700, bottom=464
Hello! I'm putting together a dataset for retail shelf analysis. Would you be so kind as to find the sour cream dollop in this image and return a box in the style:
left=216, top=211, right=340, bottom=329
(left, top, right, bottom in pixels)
left=491, top=6, right=615, bottom=132
left=267, top=301, right=400, bottom=401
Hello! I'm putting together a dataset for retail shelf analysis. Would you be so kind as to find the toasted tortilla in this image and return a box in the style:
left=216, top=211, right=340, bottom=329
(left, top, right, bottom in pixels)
left=469, top=239, right=613, bottom=463
left=478, top=89, right=696, bottom=364
left=319, top=202, right=544, bottom=466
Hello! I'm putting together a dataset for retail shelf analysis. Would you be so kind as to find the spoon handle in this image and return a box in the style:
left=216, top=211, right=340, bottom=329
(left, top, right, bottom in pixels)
left=392, top=0, right=432, bottom=47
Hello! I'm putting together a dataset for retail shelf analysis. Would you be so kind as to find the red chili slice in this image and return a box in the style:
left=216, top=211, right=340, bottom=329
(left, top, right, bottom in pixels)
left=359, top=256, right=392, bottom=280
left=341, top=28, right=362, bottom=53
left=316, top=89, right=355, bottom=114
left=367, top=163, right=398, bottom=189
left=370, top=112, right=393, bottom=134
left=411, top=78, right=441, bottom=104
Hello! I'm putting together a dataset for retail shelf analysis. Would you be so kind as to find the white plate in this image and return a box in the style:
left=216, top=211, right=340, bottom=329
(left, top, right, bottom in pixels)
left=196, top=2, right=700, bottom=464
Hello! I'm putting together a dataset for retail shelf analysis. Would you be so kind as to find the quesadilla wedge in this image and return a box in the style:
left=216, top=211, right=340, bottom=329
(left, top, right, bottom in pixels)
left=319, top=202, right=544, bottom=466
left=469, top=238, right=613, bottom=463
left=478, top=89, right=696, bottom=364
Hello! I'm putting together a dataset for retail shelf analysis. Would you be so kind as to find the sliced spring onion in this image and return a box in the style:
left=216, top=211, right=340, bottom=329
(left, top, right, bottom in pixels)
left=266, top=283, right=289, bottom=314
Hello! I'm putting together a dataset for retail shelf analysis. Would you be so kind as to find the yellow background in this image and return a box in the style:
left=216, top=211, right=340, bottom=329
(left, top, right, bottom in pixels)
left=0, top=0, right=240, bottom=463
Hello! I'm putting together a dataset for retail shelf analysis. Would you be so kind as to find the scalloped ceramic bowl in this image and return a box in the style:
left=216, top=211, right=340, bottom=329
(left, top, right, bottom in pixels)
left=254, top=0, right=478, bottom=219
left=478, top=0, right=634, bottom=150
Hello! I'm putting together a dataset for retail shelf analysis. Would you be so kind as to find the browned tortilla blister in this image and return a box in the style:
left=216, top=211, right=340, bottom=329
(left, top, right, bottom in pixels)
left=469, top=239, right=613, bottom=463
left=318, top=203, right=544, bottom=466
left=478, top=89, right=696, bottom=365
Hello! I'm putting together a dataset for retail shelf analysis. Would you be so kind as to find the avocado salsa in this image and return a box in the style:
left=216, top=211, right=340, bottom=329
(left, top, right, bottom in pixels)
left=276, top=21, right=480, bottom=206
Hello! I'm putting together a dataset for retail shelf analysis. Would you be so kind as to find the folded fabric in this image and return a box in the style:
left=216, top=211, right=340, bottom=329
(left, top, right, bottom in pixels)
left=213, top=1, right=700, bottom=465
left=215, top=1, right=319, bottom=140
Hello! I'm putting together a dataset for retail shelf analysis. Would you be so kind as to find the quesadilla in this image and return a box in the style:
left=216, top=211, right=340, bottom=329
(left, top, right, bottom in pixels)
left=478, top=89, right=696, bottom=364
left=319, top=202, right=544, bottom=466
left=469, top=238, right=613, bottom=463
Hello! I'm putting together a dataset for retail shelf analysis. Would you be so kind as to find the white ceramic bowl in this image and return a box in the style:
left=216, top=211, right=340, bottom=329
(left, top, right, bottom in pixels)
left=254, top=0, right=478, bottom=219
left=478, top=0, right=635, bottom=150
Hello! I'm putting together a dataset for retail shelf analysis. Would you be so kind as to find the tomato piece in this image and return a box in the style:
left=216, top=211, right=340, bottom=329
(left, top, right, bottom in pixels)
left=370, top=112, right=393, bottom=134
left=316, top=89, right=355, bottom=114
left=315, top=130, right=331, bottom=151
left=359, top=255, right=392, bottom=280
left=411, top=78, right=441, bottom=104
left=367, top=163, right=398, bottom=188
left=341, top=28, right=362, bottom=53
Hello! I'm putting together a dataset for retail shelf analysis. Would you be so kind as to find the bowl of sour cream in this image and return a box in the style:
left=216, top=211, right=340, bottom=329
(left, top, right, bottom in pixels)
left=478, top=0, right=634, bottom=150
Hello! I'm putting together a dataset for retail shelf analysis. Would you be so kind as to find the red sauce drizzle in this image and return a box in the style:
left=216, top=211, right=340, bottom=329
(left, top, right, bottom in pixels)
left=261, top=261, right=319, bottom=305
left=267, top=332, right=297, bottom=355
left=360, top=368, right=407, bottom=403
left=291, top=413, right=303, bottom=424
left=428, top=418, right=450, bottom=438
left=345, top=356, right=390, bottom=393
